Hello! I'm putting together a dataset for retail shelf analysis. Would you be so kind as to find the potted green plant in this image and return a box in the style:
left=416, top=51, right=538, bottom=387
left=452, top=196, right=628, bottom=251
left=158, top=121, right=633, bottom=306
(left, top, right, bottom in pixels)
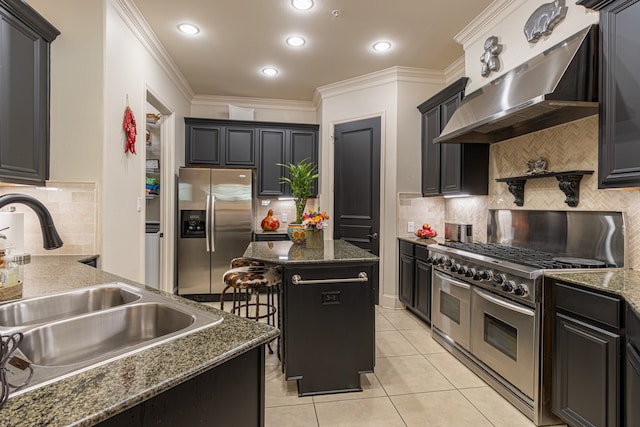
left=279, top=158, right=319, bottom=243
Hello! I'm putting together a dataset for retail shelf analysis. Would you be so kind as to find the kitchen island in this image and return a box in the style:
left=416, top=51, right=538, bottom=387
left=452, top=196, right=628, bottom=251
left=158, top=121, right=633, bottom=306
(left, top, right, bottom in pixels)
left=243, top=239, right=379, bottom=396
left=0, top=256, right=278, bottom=427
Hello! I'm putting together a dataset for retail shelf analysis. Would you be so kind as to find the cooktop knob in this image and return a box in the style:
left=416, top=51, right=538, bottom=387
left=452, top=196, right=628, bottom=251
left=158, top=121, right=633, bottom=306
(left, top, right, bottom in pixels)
left=514, top=284, right=529, bottom=297
left=451, top=264, right=461, bottom=273
left=502, top=280, right=516, bottom=293
left=473, top=270, right=482, bottom=280
left=494, top=273, right=506, bottom=284
left=465, top=267, right=475, bottom=278
left=480, top=270, right=493, bottom=281
left=444, top=258, right=453, bottom=267
left=459, top=266, right=469, bottom=276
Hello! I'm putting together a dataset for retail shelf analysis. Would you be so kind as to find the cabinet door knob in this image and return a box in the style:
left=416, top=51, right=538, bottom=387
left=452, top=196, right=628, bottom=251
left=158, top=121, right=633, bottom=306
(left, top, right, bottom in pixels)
left=368, top=233, right=378, bottom=240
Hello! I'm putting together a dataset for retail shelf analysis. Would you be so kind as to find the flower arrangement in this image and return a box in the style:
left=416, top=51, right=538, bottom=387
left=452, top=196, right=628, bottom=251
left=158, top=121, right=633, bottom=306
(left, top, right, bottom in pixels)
left=302, top=209, right=329, bottom=231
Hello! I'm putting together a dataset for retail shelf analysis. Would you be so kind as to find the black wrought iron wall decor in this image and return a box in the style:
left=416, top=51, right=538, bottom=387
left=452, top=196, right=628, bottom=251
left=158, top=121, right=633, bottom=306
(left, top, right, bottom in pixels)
left=524, top=0, right=568, bottom=43
left=480, top=36, right=502, bottom=77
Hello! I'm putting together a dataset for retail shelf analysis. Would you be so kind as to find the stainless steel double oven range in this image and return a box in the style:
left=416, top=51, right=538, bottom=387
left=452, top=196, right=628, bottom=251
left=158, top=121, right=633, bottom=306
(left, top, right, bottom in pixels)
left=427, top=210, right=625, bottom=426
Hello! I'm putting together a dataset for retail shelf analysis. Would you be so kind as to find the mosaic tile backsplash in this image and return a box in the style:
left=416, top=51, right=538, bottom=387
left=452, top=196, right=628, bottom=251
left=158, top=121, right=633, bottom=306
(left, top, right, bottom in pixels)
left=399, top=116, right=640, bottom=268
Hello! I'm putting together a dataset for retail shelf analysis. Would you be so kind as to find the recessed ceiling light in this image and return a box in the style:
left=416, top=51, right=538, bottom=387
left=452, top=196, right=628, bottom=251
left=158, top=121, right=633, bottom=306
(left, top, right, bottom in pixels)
left=178, top=23, right=199, bottom=35
left=286, top=36, right=306, bottom=47
left=262, top=67, right=279, bottom=76
left=291, top=0, right=313, bottom=10
left=373, top=41, right=392, bottom=52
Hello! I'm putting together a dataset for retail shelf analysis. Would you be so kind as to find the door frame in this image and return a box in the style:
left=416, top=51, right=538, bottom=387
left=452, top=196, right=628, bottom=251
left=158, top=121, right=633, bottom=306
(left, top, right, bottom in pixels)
left=145, top=87, right=176, bottom=294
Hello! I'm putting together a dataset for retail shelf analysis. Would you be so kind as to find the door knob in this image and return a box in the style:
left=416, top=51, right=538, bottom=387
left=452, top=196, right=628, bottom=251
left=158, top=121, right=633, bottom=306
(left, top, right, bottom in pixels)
left=368, top=232, right=378, bottom=239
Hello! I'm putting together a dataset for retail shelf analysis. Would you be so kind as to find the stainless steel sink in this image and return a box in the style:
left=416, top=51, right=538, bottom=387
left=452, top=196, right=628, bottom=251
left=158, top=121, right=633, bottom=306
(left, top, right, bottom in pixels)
left=0, top=284, right=141, bottom=327
left=2, top=282, right=223, bottom=397
left=19, top=303, right=196, bottom=366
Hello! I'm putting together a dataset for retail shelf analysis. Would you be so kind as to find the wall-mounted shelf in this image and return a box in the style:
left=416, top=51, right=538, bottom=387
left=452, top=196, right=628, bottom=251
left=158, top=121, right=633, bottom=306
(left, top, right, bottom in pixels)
left=496, top=170, right=593, bottom=207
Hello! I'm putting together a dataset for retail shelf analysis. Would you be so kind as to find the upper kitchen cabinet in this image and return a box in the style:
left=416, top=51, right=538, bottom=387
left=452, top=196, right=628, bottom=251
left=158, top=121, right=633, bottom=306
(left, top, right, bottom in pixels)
left=256, top=123, right=318, bottom=198
left=0, top=0, right=59, bottom=185
left=417, top=78, right=489, bottom=197
left=185, top=118, right=255, bottom=167
left=578, top=0, right=640, bottom=188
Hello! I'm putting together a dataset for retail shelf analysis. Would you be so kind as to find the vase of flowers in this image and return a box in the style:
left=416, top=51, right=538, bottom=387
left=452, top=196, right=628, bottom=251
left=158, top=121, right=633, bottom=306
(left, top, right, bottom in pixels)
left=302, top=209, right=329, bottom=249
left=278, top=158, right=319, bottom=244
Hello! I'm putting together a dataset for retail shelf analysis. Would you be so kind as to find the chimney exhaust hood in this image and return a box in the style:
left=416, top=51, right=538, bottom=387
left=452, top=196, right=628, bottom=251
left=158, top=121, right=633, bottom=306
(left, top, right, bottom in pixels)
left=434, top=25, right=598, bottom=144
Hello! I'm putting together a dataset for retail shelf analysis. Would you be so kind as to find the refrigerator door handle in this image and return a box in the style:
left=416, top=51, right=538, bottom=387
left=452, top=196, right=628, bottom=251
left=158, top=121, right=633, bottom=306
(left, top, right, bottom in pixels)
left=210, top=194, right=216, bottom=252
left=205, top=194, right=212, bottom=252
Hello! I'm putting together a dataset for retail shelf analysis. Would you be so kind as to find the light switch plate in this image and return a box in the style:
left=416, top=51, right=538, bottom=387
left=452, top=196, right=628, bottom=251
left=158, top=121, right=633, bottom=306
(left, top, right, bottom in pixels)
left=282, top=213, right=288, bottom=222
left=407, top=221, right=415, bottom=233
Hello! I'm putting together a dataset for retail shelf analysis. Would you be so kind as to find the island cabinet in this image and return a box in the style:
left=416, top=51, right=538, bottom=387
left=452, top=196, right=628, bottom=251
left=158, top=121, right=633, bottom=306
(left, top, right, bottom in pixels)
left=398, top=239, right=431, bottom=324
left=243, top=240, right=379, bottom=396
left=551, top=279, right=623, bottom=427
left=417, top=77, right=489, bottom=197
left=577, top=0, right=640, bottom=188
left=97, top=346, right=266, bottom=427
left=0, top=0, right=59, bottom=185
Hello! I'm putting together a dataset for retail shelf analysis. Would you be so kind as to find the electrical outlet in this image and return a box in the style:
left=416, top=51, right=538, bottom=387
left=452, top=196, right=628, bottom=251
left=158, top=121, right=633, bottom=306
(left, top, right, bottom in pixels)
left=282, top=213, right=288, bottom=222
left=407, top=221, right=415, bottom=233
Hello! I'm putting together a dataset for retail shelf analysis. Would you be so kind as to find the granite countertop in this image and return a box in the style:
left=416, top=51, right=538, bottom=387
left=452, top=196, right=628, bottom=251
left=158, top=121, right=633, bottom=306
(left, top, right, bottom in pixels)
left=243, top=240, right=379, bottom=264
left=545, top=269, right=640, bottom=313
left=0, top=256, right=278, bottom=427
left=397, top=236, right=442, bottom=247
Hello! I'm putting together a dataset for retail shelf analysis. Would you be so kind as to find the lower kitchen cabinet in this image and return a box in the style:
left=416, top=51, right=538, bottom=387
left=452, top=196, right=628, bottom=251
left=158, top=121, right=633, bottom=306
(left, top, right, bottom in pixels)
left=96, top=345, right=266, bottom=426
left=398, top=239, right=431, bottom=324
left=552, top=280, right=623, bottom=427
left=626, top=305, right=640, bottom=426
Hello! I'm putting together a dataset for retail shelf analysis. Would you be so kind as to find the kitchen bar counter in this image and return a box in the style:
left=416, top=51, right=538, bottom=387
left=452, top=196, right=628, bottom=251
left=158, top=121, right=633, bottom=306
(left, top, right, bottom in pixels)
left=244, top=239, right=378, bottom=396
left=397, top=236, right=441, bottom=248
left=0, top=256, right=278, bottom=427
left=545, top=269, right=640, bottom=313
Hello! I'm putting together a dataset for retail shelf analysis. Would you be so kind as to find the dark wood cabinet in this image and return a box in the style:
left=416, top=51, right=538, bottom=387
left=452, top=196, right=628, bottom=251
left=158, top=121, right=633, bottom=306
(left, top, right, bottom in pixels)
left=552, top=280, right=623, bottom=427
left=185, top=118, right=318, bottom=198
left=256, top=125, right=318, bottom=197
left=185, top=118, right=256, bottom=167
left=577, top=0, right=640, bottom=188
left=0, top=0, right=59, bottom=185
left=398, top=239, right=431, bottom=324
left=626, top=305, right=640, bottom=426
left=417, top=78, right=489, bottom=197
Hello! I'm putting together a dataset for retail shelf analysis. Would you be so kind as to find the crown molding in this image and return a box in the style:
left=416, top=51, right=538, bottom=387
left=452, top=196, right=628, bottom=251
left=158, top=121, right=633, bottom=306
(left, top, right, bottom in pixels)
left=444, top=55, right=466, bottom=83
left=112, top=0, right=194, bottom=102
left=191, top=95, right=317, bottom=112
left=455, top=0, right=518, bottom=50
left=315, top=66, right=445, bottom=100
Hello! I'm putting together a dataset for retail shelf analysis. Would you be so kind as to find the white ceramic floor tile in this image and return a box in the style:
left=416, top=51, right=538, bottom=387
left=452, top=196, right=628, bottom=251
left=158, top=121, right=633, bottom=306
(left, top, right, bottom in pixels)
left=266, top=403, right=318, bottom=427
left=264, top=362, right=314, bottom=408
left=375, top=312, right=396, bottom=331
left=379, top=310, right=428, bottom=330
left=312, top=373, right=387, bottom=403
left=376, top=330, right=420, bottom=357
left=375, top=354, right=454, bottom=396
left=425, top=352, right=485, bottom=389
left=391, top=390, right=492, bottom=427
left=461, top=386, right=538, bottom=427
left=315, top=396, right=406, bottom=427
left=399, top=328, right=447, bottom=355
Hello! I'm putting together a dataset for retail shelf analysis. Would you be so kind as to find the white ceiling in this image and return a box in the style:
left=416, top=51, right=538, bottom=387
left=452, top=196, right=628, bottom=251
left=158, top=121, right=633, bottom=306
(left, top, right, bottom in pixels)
left=131, top=0, right=493, bottom=101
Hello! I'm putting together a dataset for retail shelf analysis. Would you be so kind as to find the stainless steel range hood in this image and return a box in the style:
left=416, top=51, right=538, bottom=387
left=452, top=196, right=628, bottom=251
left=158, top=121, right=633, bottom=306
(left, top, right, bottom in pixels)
left=434, top=25, right=598, bottom=144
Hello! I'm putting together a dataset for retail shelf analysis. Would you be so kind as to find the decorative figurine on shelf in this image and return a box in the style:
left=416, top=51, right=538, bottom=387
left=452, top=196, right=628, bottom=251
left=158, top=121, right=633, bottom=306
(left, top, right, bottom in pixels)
left=261, top=209, right=280, bottom=231
left=526, top=157, right=548, bottom=175
left=480, top=36, right=502, bottom=77
left=524, top=0, right=567, bottom=43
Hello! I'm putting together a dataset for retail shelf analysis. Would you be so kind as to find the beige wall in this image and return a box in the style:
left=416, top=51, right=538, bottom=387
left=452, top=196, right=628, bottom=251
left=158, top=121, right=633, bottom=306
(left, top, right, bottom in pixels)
left=458, top=0, right=598, bottom=92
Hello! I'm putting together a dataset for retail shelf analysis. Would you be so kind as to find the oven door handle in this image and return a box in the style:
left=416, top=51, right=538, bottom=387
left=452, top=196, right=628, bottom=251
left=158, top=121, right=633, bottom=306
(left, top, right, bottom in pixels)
left=434, top=271, right=471, bottom=290
left=473, top=288, right=535, bottom=317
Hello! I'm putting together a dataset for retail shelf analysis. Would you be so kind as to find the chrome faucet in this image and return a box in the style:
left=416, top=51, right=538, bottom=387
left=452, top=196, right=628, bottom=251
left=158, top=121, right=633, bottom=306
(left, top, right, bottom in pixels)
left=0, top=194, right=63, bottom=249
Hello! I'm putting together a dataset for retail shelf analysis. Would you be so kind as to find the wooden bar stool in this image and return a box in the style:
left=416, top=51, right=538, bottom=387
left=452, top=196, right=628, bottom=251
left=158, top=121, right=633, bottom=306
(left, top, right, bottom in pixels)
left=222, top=259, right=281, bottom=355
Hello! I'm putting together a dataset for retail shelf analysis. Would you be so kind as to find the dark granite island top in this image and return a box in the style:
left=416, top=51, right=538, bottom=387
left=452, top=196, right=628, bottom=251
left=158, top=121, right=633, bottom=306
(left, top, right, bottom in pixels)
left=0, top=256, right=278, bottom=427
left=243, top=239, right=380, bottom=264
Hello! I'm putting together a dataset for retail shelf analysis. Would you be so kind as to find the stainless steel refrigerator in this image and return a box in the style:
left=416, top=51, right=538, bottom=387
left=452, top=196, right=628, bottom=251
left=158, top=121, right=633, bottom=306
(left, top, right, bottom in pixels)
left=177, top=167, right=253, bottom=301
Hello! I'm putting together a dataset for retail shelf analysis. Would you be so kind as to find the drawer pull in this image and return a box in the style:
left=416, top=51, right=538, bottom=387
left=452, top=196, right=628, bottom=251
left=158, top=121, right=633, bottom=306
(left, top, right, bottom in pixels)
left=291, top=272, right=368, bottom=285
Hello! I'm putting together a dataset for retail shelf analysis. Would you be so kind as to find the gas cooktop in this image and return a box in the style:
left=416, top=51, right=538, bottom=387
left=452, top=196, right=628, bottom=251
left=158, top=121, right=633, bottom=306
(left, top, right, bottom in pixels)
left=440, top=242, right=614, bottom=270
